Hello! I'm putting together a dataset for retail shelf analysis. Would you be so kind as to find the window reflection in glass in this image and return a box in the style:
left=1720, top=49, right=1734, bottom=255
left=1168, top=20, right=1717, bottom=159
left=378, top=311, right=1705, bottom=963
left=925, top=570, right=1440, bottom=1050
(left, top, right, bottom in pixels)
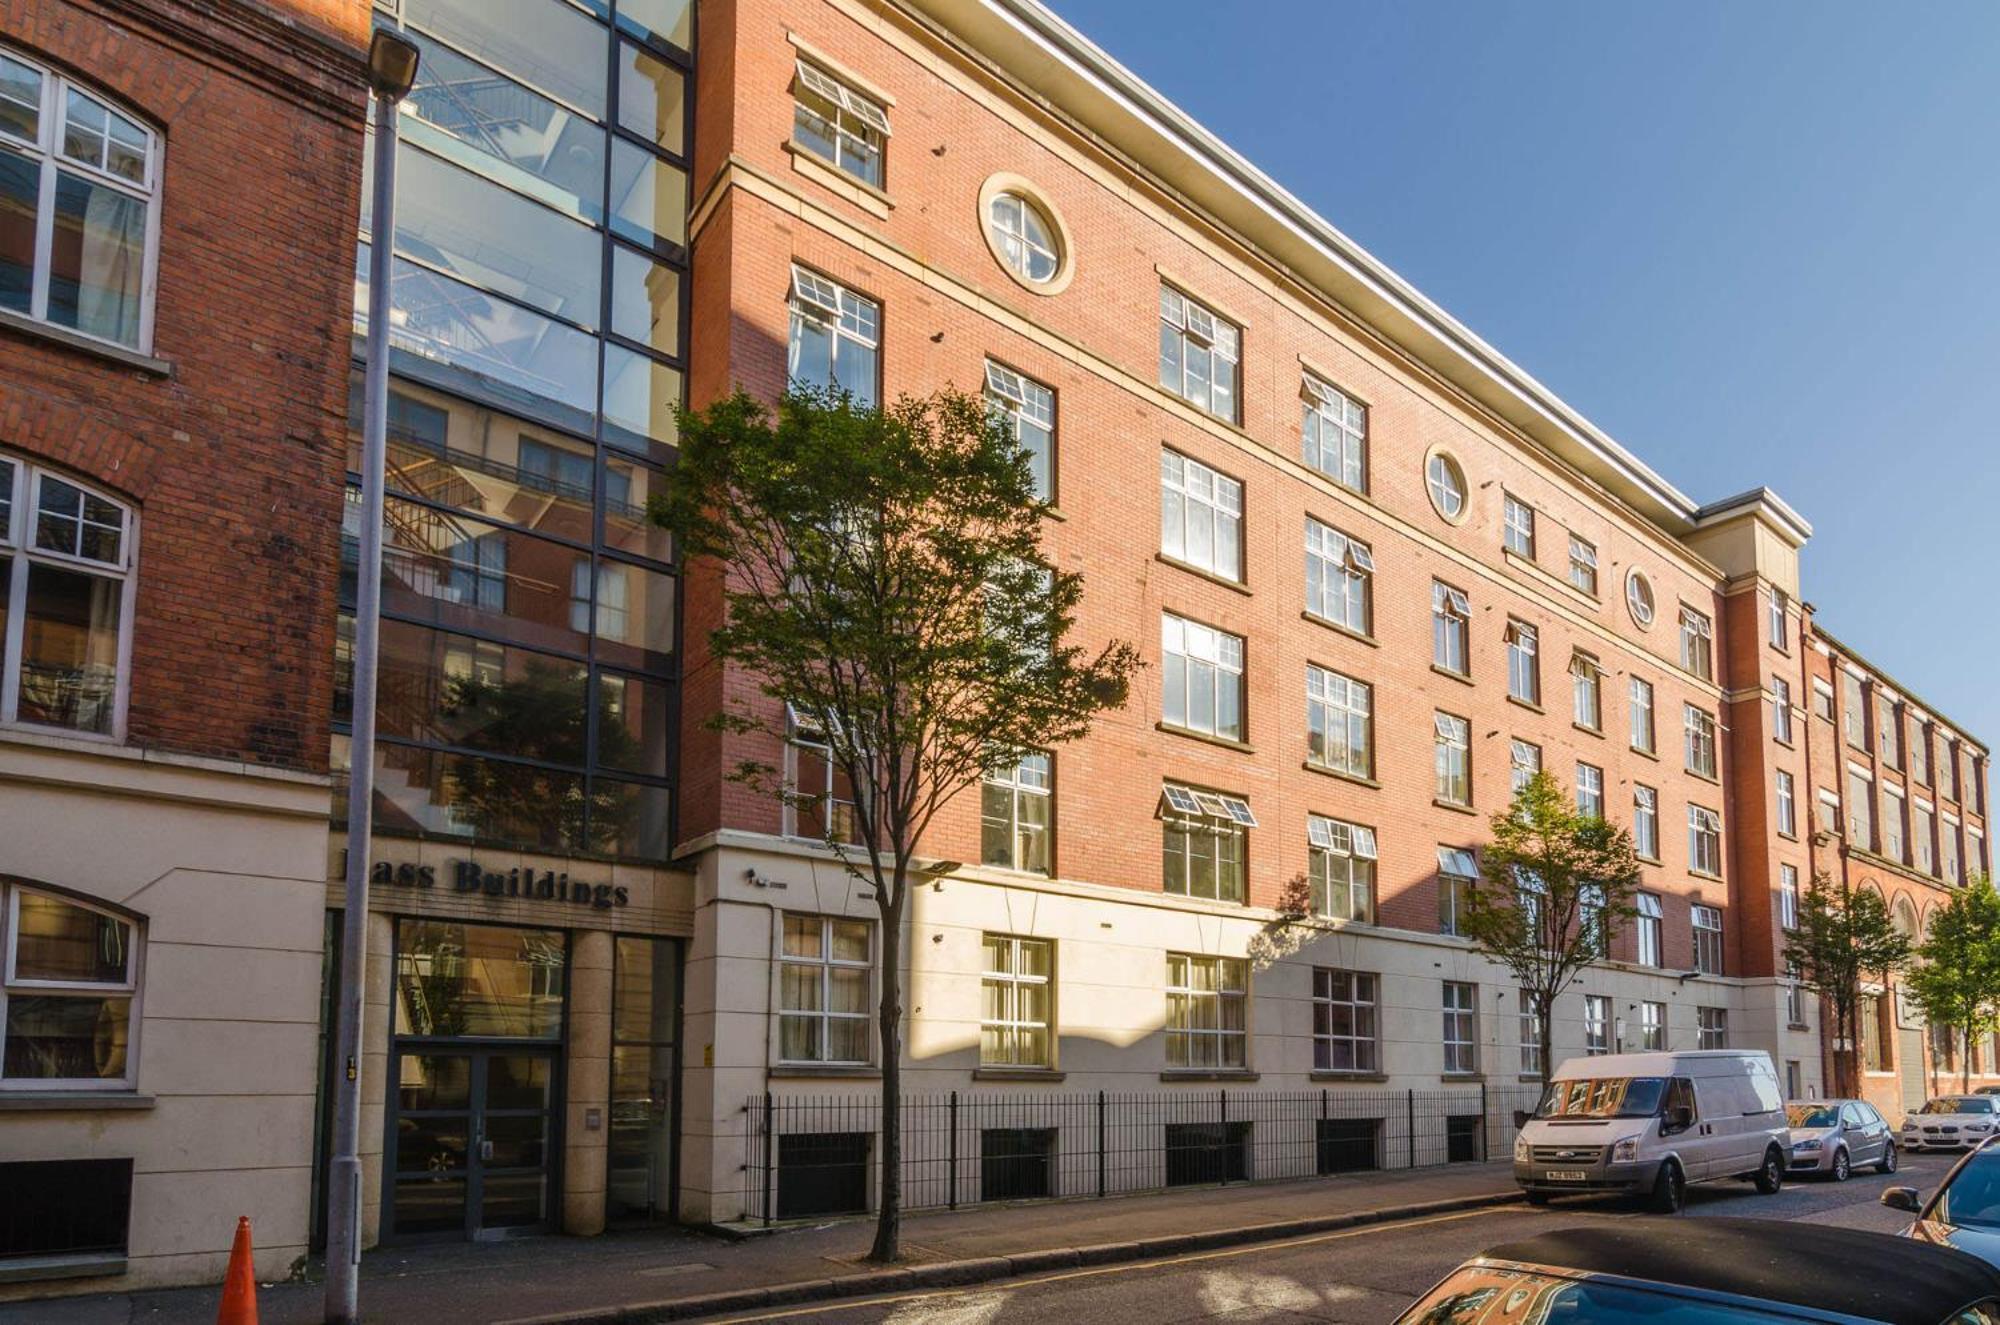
left=47, top=172, right=146, bottom=347
left=616, top=43, right=685, bottom=157
left=0, top=150, right=41, bottom=316
left=602, top=455, right=671, bottom=564
left=394, top=920, right=566, bottom=1039
left=404, top=0, right=606, bottom=116
left=13, top=892, right=131, bottom=983
left=373, top=141, right=601, bottom=328
left=615, top=0, right=694, bottom=52
left=19, top=562, right=121, bottom=734
left=587, top=558, right=675, bottom=673
left=398, top=32, right=606, bottom=223
left=601, top=344, right=682, bottom=455
left=610, top=244, right=681, bottom=358
left=610, top=936, right=678, bottom=1221
left=3, top=995, right=130, bottom=1080
left=588, top=776, right=671, bottom=859
left=370, top=618, right=589, bottom=762
left=596, top=670, right=671, bottom=778
left=607, top=139, right=687, bottom=251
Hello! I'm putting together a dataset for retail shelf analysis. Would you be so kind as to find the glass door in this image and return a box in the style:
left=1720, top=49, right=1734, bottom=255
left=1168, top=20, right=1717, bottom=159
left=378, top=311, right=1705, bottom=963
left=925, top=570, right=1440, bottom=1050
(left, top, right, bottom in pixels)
left=393, top=1048, right=557, bottom=1239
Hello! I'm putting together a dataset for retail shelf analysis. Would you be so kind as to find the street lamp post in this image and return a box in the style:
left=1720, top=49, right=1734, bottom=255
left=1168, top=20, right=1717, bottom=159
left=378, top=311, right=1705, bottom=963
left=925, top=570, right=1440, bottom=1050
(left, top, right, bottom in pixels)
left=325, top=28, right=419, bottom=1325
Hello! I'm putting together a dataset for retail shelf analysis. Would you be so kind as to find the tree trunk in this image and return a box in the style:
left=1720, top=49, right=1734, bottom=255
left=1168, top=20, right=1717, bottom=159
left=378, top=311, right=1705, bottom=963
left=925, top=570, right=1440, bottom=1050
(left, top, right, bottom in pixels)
left=1832, top=996, right=1855, bottom=1097
left=867, top=887, right=904, bottom=1264
left=1964, top=1027, right=1973, bottom=1093
left=1537, top=997, right=1553, bottom=1086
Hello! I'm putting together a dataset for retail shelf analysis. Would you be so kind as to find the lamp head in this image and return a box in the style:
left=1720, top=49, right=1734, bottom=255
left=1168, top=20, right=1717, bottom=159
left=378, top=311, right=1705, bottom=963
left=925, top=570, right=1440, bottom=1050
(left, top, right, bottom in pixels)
left=368, top=29, right=421, bottom=103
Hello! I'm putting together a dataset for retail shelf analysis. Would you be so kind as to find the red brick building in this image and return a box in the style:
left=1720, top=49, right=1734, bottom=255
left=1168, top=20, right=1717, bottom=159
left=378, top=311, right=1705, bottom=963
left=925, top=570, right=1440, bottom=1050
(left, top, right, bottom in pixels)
left=0, top=0, right=366, bottom=1294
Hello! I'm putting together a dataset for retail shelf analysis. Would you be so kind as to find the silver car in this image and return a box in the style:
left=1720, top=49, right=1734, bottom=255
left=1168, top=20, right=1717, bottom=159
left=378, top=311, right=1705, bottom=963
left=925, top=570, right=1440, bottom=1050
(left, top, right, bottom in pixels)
left=1787, top=1098, right=1898, bottom=1179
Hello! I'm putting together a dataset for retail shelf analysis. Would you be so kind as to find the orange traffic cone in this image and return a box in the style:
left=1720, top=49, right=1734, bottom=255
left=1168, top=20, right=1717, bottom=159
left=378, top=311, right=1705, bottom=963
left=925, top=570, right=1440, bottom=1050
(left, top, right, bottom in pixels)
left=217, top=1216, right=258, bottom=1325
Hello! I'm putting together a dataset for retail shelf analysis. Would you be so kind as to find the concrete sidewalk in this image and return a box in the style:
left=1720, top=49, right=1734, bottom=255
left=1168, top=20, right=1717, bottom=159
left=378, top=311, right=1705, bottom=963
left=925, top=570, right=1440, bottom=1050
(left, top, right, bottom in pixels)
left=5, top=1161, right=1519, bottom=1324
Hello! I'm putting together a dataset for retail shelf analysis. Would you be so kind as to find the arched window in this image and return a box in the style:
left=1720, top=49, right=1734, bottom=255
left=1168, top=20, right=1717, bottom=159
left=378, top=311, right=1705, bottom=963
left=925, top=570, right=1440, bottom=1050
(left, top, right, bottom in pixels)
left=0, top=453, right=134, bottom=735
left=0, top=46, right=161, bottom=351
left=0, top=880, right=143, bottom=1090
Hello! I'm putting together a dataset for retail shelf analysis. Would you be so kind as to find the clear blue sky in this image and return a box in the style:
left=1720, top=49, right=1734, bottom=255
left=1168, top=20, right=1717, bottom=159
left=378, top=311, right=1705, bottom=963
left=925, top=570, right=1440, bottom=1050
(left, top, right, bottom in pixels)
left=1055, top=0, right=2000, bottom=748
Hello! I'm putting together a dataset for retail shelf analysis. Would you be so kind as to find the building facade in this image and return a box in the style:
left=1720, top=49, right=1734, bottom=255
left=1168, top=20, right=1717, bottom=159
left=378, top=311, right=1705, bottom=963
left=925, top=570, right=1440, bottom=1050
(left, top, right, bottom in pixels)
left=0, top=0, right=367, bottom=1296
left=3, top=0, right=1993, bottom=1299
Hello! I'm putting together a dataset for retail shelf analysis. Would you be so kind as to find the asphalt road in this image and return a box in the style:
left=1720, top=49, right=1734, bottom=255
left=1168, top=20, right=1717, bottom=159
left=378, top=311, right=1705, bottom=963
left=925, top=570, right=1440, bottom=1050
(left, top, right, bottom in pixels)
left=703, top=1150, right=1960, bottom=1325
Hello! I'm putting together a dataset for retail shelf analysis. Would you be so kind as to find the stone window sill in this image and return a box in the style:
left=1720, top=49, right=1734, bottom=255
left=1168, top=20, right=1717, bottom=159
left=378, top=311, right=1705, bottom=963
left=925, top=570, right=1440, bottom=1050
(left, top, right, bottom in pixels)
left=0, top=1091, right=155, bottom=1112
left=1631, top=744, right=1660, bottom=762
left=1309, top=1071, right=1388, bottom=1084
left=1156, top=553, right=1252, bottom=596
left=1160, top=1070, right=1259, bottom=1083
left=1430, top=664, right=1474, bottom=688
left=1434, top=799, right=1479, bottom=817
left=783, top=142, right=893, bottom=219
left=1303, top=761, right=1379, bottom=789
left=1156, top=721, right=1255, bottom=755
left=1507, top=695, right=1545, bottom=715
left=972, top=1068, right=1066, bottom=1083
left=1573, top=721, right=1605, bottom=741
left=1302, top=611, right=1377, bottom=647
left=0, top=306, right=172, bottom=377
left=769, top=1065, right=879, bottom=1081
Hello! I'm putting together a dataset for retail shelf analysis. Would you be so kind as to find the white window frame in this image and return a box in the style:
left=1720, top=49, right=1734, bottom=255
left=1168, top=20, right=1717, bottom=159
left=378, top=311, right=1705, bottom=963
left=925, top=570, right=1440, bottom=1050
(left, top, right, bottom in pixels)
left=1443, top=981, right=1477, bottom=1076
left=1630, top=675, right=1656, bottom=753
left=1780, top=864, right=1800, bottom=931
left=0, top=455, right=138, bottom=740
left=783, top=703, right=859, bottom=844
left=1639, top=1000, right=1666, bottom=1051
left=787, top=265, right=879, bottom=402
left=1306, top=663, right=1372, bottom=779
left=1165, top=952, right=1247, bottom=1070
left=1584, top=994, right=1611, bottom=1055
left=1768, top=587, right=1789, bottom=650
left=1518, top=988, right=1541, bottom=1077
left=1636, top=892, right=1663, bottom=968
left=1311, top=967, right=1378, bottom=1073
left=0, top=882, right=144, bottom=1091
left=1510, top=738, right=1541, bottom=797
left=1882, top=782, right=1907, bottom=863
left=981, top=750, right=1052, bottom=876
left=1437, top=848, right=1478, bottom=937
left=1689, top=805, right=1724, bottom=878
left=1426, top=452, right=1466, bottom=520
left=1160, top=448, right=1243, bottom=582
left=1502, top=493, right=1535, bottom=558
left=1304, top=517, right=1372, bottom=634
left=1684, top=703, right=1718, bottom=779
left=1567, top=534, right=1598, bottom=595
left=1158, top=285, right=1240, bottom=421
left=1161, top=612, right=1245, bottom=741
left=1679, top=604, right=1714, bottom=681
left=1307, top=815, right=1377, bottom=923
left=1300, top=374, right=1366, bottom=493
left=0, top=47, right=163, bottom=353
left=1697, top=1005, right=1728, bottom=1050
left=1505, top=620, right=1538, bottom=705
left=986, top=190, right=1059, bottom=284
left=1915, top=804, right=1936, bottom=876
left=1692, top=903, right=1724, bottom=974
left=980, top=933, right=1053, bottom=1068
left=1574, top=762, right=1604, bottom=819
left=1159, top=784, right=1254, bottom=904
left=1626, top=568, right=1656, bottom=627
left=1431, top=580, right=1470, bottom=675
left=1944, top=815, right=1962, bottom=884
left=1434, top=711, right=1471, bottom=807
left=1634, top=786, right=1660, bottom=861
left=776, top=913, right=872, bottom=1066
left=1773, top=676, right=1794, bottom=744
left=790, top=59, right=889, bottom=187
left=1571, top=652, right=1602, bottom=730
left=984, top=360, right=1055, bottom=501
left=1777, top=770, right=1797, bottom=838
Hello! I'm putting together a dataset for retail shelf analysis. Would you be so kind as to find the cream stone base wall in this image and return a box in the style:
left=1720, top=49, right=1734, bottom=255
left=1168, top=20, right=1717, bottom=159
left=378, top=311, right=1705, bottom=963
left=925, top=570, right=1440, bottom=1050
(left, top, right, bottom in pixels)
left=0, top=732, right=331, bottom=1299
left=678, top=834, right=1823, bottom=1224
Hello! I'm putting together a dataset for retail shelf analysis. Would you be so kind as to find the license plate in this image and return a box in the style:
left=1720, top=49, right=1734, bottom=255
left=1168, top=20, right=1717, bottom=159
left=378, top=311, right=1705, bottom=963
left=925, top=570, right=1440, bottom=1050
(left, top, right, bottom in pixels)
left=1544, top=1169, right=1589, bottom=1182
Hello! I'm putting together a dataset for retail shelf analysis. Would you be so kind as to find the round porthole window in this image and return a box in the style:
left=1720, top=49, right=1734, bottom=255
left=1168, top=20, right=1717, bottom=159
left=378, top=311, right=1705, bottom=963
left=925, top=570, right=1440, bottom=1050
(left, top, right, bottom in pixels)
left=1627, top=568, right=1657, bottom=627
left=977, top=174, right=1074, bottom=295
left=1425, top=449, right=1468, bottom=523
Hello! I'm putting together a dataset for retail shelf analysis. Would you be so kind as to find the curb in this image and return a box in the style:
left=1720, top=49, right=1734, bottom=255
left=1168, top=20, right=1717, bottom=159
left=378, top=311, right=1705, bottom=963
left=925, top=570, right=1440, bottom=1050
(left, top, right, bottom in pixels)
left=503, top=1188, right=1523, bottom=1324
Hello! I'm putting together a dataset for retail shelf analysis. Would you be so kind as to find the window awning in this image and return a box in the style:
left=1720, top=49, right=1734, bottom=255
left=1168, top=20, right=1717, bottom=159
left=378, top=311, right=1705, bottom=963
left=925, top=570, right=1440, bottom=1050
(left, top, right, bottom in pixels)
left=1160, top=784, right=1256, bottom=828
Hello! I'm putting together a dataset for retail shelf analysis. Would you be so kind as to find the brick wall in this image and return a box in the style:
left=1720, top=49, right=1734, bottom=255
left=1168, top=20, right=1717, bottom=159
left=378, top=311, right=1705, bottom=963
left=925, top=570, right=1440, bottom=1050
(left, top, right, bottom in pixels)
left=0, top=0, right=368, bottom=771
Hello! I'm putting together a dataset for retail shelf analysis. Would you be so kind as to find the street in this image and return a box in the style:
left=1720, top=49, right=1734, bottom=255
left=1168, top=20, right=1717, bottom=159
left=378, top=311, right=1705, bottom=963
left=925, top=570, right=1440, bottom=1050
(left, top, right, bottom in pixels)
left=701, top=1151, right=1959, bottom=1325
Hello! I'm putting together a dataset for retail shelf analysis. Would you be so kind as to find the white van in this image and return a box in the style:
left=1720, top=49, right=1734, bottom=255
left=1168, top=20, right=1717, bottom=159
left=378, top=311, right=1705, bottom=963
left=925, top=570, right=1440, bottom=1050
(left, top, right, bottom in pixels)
left=1512, top=1049, right=1790, bottom=1212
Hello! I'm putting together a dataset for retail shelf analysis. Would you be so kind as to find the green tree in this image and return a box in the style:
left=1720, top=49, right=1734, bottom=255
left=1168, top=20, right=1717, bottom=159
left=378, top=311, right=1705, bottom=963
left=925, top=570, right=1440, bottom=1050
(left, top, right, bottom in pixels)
left=1906, top=875, right=2000, bottom=1092
left=1783, top=874, right=1911, bottom=1096
left=1462, top=771, right=1643, bottom=1083
left=654, top=386, right=1138, bottom=1261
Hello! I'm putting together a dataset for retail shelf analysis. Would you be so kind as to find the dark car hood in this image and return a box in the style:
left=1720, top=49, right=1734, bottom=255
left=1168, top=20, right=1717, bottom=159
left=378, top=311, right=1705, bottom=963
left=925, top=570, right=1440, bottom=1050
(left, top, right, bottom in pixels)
left=1912, top=1218, right=2000, bottom=1266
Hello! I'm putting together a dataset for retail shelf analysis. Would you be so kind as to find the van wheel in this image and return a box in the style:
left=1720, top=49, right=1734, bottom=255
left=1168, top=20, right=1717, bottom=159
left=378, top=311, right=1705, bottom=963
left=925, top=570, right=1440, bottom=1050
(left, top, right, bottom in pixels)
left=1755, top=1147, right=1785, bottom=1195
left=1650, top=1159, right=1685, bottom=1214
left=1524, top=1190, right=1550, bottom=1206
left=1830, top=1148, right=1851, bottom=1182
left=1878, top=1143, right=1899, bottom=1175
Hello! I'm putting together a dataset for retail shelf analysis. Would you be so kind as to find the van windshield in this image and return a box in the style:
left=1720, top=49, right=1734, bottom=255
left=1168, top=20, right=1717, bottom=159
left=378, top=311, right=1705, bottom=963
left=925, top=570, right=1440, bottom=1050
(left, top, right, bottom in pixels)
left=1537, top=1077, right=1668, bottom=1119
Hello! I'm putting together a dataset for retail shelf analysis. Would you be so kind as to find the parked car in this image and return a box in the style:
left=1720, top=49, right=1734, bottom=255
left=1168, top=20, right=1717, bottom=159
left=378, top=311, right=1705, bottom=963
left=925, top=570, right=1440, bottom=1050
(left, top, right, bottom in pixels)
left=1512, top=1049, right=1790, bottom=1212
left=1789, top=1098, right=1900, bottom=1179
left=1906, top=1096, right=2000, bottom=1151
left=1885, top=1139, right=2000, bottom=1267
left=1978, top=1086, right=2000, bottom=1096
left=1397, top=1218, right=2000, bottom=1324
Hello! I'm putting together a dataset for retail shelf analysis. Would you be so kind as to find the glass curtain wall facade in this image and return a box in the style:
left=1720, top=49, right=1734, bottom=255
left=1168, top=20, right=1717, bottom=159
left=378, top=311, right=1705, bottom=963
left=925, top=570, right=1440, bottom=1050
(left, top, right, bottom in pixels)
left=334, top=0, right=692, bottom=860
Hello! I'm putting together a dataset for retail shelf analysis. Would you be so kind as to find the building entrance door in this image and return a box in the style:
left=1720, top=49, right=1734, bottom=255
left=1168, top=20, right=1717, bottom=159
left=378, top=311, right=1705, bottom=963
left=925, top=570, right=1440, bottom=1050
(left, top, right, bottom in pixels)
left=392, top=1047, right=560, bottom=1240
left=386, top=918, right=569, bottom=1242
